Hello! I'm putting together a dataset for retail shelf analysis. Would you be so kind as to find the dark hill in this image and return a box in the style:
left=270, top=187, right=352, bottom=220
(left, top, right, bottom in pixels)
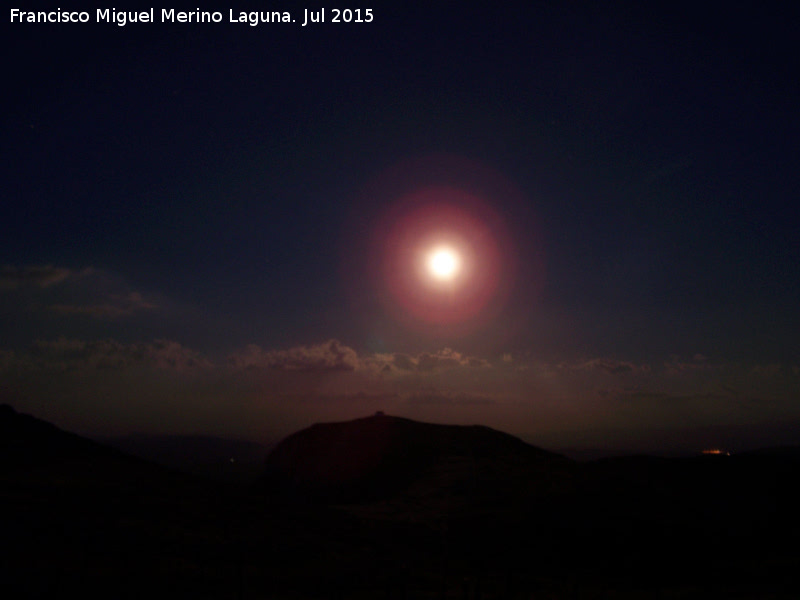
left=1, top=405, right=231, bottom=600
left=0, top=404, right=191, bottom=493
left=258, top=413, right=572, bottom=506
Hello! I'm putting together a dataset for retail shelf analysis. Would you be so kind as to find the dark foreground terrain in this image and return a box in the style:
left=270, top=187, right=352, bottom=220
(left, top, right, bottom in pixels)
left=2, top=405, right=799, bottom=599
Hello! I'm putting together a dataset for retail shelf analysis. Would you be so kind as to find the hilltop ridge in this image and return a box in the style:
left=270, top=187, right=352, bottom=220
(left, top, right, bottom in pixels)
left=258, top=412, right=572, bottom=506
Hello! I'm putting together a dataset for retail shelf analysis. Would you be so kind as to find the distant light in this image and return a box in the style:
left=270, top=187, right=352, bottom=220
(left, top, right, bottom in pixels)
left=701, top=449, right=731, bottom=456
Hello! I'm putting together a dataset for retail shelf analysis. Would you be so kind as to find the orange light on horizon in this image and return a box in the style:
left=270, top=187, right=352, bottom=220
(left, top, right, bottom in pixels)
left=701, top=448, right=731, bottom=456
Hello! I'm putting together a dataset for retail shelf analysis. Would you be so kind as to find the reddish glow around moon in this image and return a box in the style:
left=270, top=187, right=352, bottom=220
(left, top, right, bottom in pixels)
left=343, top=154, right=542, bottom=339
left=374, top=185, right=512, bottom=328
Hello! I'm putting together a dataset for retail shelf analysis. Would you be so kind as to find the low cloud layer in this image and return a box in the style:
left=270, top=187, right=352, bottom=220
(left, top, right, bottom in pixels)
left=2, top=336, right=799, bottom=453
left=51, top=292, right=157, bottom=319
left=230, top=339, right=359, bottom=372
left=1, top=264, right=157, bottom=321
left=0, top=265, right=74, bottom=290
left=367, top=348, right=491, bottom=373
left=24, top=338, right=210, bottom=371
left=558, top=358, right=649, bottom=375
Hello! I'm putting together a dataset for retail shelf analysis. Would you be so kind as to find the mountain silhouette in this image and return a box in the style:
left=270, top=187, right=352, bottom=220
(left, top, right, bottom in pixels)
left=0, top=404, right=190, bottom=492
left=3, top=405, right=800, bottom=598
left=258, top=412, right=572, bottom=506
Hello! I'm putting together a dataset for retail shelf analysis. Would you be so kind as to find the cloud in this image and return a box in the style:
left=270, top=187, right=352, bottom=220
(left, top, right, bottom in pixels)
left=417, top=349, right=464, bottom=371
left=2, top=335, right=798, bottom=450
left=559, top=358, right=648, bottom=375
left=51, top=292, right=157, bottom=319
left=377, top=348, right=491, bottom=372
left=230, top=339, right=359, bottom=372
left=23, top=338, right=211, bottom=371
left=466, top=355, right=491, bottom=368
left=391, top=353, right=417, bottom=371
left=663, top=354, right=719, bottom=374
left=1, top=265, right=157, bottom=321
left=0, top=265, right=73, bottom=290
left=37, top=338, right=489, bottom=378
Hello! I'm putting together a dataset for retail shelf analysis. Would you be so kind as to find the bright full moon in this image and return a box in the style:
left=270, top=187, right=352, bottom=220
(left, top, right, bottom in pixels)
left=427, top=247, right=460, bottom=281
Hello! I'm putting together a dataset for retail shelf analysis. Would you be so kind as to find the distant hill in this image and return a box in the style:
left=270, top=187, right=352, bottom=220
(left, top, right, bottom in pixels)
left=1, top=403, right=101, bottom=457
left=1, top=405, right=227, bottom=599
left=258, top=413, right=573, bottom=507
left=102, top=433, right=271, bottom=483
left=0, top=404, right=189, bottom=493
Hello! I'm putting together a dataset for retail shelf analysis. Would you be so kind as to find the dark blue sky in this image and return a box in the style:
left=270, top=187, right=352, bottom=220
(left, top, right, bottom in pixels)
left=2, top=2, right=798, bottom=452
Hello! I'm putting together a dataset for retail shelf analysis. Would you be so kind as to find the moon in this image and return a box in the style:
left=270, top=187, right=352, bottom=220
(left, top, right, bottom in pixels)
left=427, top=246, right=460, bottom=281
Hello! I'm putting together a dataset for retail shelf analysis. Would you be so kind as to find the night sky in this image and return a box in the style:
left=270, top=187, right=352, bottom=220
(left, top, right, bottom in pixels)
left=2, top=2, right=798, bottom=455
